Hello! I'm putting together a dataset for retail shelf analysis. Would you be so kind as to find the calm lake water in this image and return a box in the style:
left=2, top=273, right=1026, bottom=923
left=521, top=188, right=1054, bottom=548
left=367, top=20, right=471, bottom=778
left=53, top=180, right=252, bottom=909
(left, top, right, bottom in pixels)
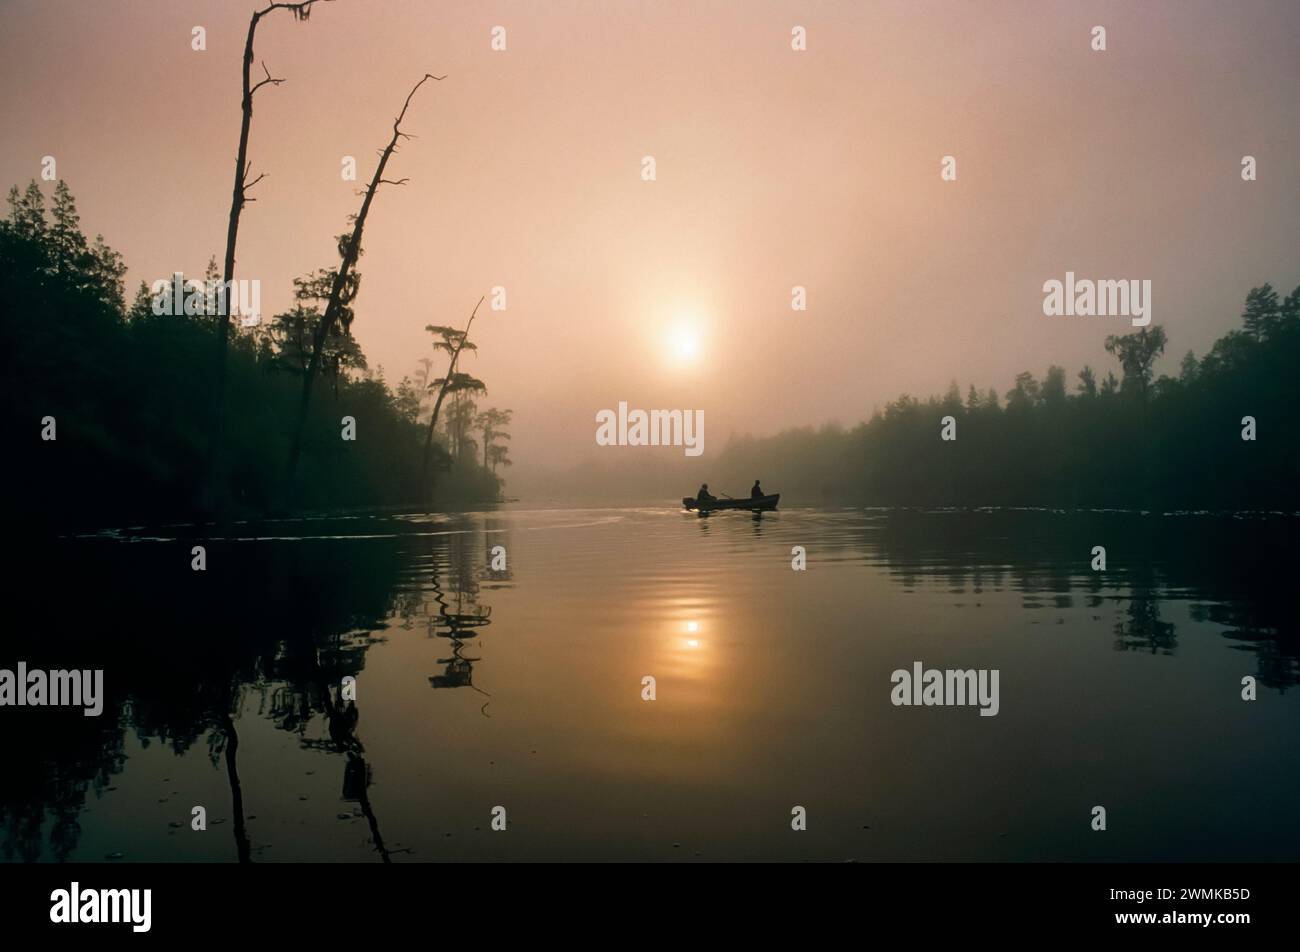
left=4, top=505, right=1297, bottom=862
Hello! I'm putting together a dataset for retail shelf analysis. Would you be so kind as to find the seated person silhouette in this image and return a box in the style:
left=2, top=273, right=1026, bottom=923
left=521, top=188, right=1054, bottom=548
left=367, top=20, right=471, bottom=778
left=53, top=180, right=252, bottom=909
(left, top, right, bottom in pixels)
left=696, top=483, right=715, bottom=504
left=751, top=479, right=764, bottom=499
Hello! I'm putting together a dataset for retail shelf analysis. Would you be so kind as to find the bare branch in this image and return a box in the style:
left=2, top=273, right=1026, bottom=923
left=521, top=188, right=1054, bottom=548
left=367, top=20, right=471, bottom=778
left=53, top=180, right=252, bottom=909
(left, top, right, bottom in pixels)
left=392, top=73, right=445, bottom=137
left=250, top=60, right=286, bottom=96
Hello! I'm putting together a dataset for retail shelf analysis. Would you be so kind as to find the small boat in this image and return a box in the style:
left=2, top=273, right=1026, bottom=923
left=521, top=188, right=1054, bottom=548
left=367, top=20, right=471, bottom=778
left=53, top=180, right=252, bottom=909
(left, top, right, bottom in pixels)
left=682, top=493, right=780, bottom=512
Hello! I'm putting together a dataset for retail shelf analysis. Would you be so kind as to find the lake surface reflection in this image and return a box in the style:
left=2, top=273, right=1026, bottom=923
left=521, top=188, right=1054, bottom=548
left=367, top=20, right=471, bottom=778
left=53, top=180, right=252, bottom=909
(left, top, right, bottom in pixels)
left=3, top=506, right=1297, bottom=862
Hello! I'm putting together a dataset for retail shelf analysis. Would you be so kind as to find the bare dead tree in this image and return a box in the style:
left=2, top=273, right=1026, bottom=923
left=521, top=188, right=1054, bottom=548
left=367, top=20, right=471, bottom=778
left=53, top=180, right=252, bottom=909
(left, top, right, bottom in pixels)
left=285, top=72, right=444, bottom=490
left=208, top=0, right=325, bottom=514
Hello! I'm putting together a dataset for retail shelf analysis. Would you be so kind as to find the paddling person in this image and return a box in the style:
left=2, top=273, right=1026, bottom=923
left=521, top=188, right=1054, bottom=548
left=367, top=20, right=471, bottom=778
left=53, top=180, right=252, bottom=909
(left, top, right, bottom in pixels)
left=751, top=479, right=764, bottom=499
left=696, top=483, right=715, bottom=505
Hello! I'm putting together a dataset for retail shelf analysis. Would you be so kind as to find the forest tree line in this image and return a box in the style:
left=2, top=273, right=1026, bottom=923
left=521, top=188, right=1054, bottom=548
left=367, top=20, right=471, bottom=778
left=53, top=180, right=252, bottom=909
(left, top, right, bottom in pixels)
left=706, top=280, right=1300, bottom=509
left=2, top=180, right=510, bottom=528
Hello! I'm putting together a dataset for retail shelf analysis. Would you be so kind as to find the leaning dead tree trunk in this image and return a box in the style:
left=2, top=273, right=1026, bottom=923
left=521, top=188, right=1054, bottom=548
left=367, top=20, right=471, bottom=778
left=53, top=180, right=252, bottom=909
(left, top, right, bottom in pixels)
left=422, top=296, right=485, bottom=479
left=207, top=0, right=322, bottom=515
left=285, top=73, right=444, bottom=491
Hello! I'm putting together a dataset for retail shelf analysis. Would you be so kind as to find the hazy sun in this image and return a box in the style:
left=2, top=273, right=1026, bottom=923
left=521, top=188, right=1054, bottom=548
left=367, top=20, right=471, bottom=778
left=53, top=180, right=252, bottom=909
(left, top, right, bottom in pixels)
left=669, top=325, right=701, bottom=364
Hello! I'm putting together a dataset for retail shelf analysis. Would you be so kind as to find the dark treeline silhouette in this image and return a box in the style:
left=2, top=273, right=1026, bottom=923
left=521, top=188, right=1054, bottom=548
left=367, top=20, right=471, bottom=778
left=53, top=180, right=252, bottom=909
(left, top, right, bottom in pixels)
left=720, top=282, right=1300, bottom=508
left=1, top=181, right=506, bottom=529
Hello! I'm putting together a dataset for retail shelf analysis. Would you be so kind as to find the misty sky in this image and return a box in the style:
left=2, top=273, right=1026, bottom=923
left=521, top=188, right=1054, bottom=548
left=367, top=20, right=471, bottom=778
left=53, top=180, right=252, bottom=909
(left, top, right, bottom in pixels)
left=2, top=0, right=1297, bottom=474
